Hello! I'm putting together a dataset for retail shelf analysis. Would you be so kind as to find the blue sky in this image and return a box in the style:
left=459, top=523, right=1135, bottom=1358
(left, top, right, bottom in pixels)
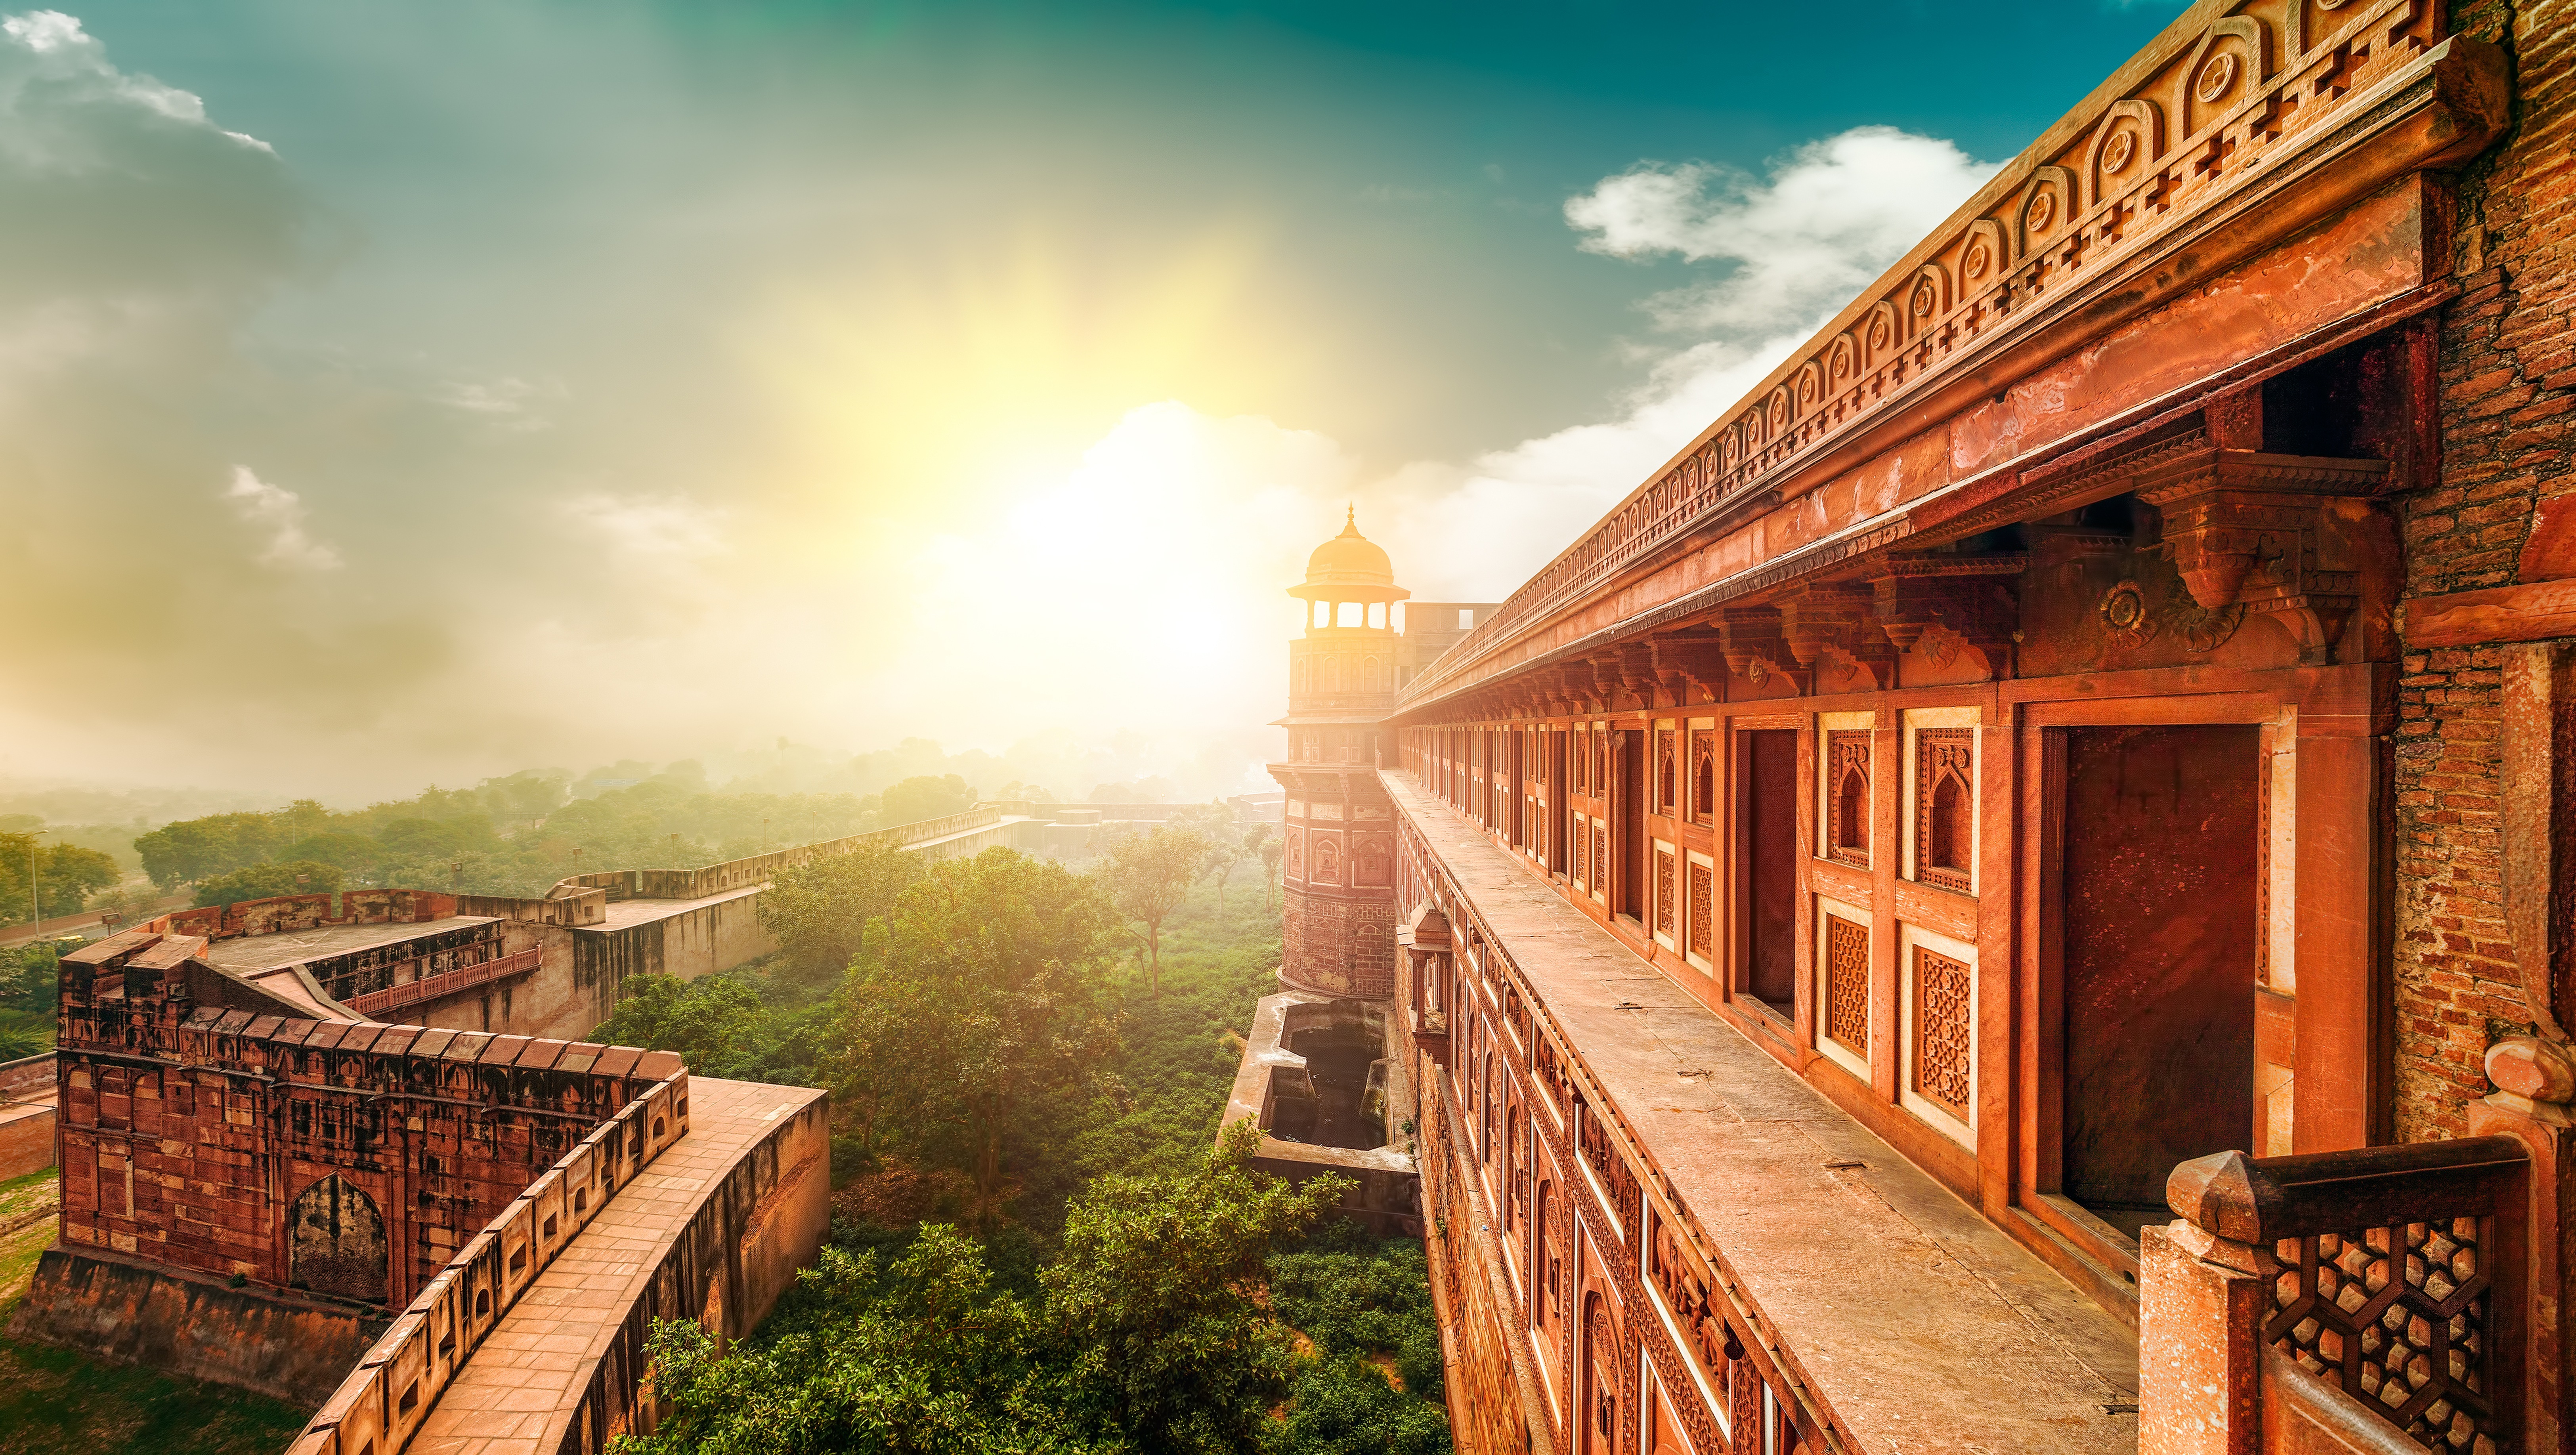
left=1, top=1, right=2190, bottom=797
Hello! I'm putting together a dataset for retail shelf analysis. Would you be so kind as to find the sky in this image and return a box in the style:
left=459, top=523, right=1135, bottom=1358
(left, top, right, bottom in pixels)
left=0, top=0, right=2191, bottom=803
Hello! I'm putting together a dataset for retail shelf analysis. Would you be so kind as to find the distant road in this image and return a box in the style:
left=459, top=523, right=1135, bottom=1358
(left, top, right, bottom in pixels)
left=0, top=892, right=190, bottom=949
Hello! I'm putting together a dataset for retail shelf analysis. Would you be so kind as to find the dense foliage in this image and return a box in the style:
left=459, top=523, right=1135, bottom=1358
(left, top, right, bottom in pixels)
left=191, top=859, right=345, bottom=908
left=757, top=842, right=922, bottom=986
left=0, top=942, right=56, bottom=1060
left=0, top=833, right=119, bottom=926
left=117, top=767, right=996, bottom=901
left=594, top=852, right=1451, bottom=1454
left=625, top=1128, right=1343, bottom=1455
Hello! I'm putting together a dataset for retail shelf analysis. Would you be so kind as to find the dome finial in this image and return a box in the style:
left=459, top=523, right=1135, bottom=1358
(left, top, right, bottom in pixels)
left=1343, top=502, right=1358, bottom=535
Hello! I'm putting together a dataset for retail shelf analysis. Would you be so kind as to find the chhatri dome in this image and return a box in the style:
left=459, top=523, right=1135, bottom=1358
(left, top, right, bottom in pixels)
left=1294, top=506, right=1407, bottom=600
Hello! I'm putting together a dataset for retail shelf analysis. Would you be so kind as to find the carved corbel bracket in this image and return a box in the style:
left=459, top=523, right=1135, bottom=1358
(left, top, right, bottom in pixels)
left=2135, top=449, right=2385, bottom=665
left=1614, top=642, right=1664, bottom=708
left=1867, top=553, right=2028, bottom=678
left=1716, top=606, right=1802, bottom=693
left=1777, top=583, right=1893, bottom=689
left=1557, top=661, right=1613, bottom=714
left=1649, top=634, right=1731, bottom=703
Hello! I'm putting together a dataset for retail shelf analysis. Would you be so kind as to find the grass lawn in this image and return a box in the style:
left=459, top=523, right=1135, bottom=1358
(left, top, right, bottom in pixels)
left=0, top=1168, right=315, bottom=1455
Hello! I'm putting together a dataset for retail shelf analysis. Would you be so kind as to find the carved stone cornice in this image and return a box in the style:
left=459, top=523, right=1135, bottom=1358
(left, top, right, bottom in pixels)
left=1614, top=643, right=1663, bottom=708
left=1395, top=11, right=2502, bottom=714
left=1777, top=583, right=1894, bottom=689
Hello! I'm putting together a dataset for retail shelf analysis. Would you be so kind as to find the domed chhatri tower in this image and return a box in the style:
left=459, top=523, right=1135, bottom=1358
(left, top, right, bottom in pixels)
left=1272, top=508, right=1410, bottom=999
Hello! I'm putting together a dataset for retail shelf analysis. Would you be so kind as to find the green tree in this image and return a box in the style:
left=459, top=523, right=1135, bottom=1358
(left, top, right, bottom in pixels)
left=612, top=1126, right=1341, bottom=1455
left=759, top=841, right=923, bottom=983
left=1042, top=1121, right=1347, bottom=1453
left=1253, top=826, right=1282, bottom=910
left=279, top=832, right=385, bottom=872
left=839, top=848, right=1120, bottom=1214
left=191, top=859, right=344, bottom=909
left=1099, top=825, right=1211, bottom=995
left=618, top=1229, right=1099, bottom=1455
left=879, top=774, right=978, bottom=827
left=590, top=972, right=766, bottom=1078
left=0, top=836, right=121, bottom=924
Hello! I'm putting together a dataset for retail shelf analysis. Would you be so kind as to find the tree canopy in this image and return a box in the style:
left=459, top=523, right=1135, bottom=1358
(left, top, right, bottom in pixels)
left=0, top=834, right=120, bottom=924
left=190, top=859, right=346, bottom=908
left=1099, top=825, right=1213, bottom=995
left=759, top=841, right=923, bottom=984
left=878, top=774, right=978, bottom=827
left=617, top=1125, right=1345, bottom=1455
left=837, top=848, right=1123, bottom=1213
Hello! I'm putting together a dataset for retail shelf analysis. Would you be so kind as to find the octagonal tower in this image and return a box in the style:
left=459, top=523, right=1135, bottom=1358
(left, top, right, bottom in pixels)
left=1271, top=509, right=1411, bottom=998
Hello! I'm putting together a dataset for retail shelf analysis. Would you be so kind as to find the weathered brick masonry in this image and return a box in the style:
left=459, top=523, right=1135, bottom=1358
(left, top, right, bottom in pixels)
left=2395, top=0, right=2576, bottom=1140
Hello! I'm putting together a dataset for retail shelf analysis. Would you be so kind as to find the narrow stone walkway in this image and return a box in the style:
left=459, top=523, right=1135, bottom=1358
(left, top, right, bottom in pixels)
left=1389, top=770, right=2140, bottom=1454
left=412, top=1076, right=826, bottom=1455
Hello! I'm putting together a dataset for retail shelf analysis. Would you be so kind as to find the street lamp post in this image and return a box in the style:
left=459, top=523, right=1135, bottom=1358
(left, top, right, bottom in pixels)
left=25, top=828, right=47, bottom=935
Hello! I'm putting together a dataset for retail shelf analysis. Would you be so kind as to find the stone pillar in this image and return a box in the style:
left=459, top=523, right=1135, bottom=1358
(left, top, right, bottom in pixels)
left=2469, top=1036, right=2576, bottom=1455
left=2138, top=1221, right=2265, bottom=1455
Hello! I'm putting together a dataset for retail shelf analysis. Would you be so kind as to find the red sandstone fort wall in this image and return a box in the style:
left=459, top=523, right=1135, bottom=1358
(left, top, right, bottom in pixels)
left=2391, top=0, right=2576, bottom=1140
left=53, top=934, right=679, bottom=1311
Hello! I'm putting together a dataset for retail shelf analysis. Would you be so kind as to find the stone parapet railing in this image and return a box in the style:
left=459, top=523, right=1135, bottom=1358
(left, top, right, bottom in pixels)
left=2144, top=1136, right=2532, bottom=1455
left=1398, top=1, right=2505, bottom=710
left=548, top=806, right=1033, bottom=904
left=286, top=1071, right=692, bottom=1455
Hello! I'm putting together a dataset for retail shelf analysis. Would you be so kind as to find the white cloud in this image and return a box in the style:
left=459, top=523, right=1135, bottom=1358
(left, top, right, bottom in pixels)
left=1567, top=127, right=1997, bottom=336
left=0, top=11, right=272, bottom=163
left=559, top=492, right=729, bottom=559
left=223, top=466, right=342, bottom=571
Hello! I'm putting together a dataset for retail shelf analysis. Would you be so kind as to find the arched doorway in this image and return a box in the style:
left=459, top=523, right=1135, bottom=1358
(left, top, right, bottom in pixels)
left=1581, top=1290, right=1621, bottom=1453
left=288, top=1173, right=388, bottom=1303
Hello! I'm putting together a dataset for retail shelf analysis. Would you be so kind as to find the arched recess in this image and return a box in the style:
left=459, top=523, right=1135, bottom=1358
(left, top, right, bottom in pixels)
left=1904, top=261, right=1952, bottom=337
left=1863, top=300, right=1903, bottom=366
left=2085, top=97, right=2167, bottom=207
left=2182, top=16, right=2272, bottom=136
left=1959, top=218, right=2008, bottom=294
left=289, top=1173, right=389, bottom=1304
left=2017, top=166, right=2080, bottom=262
left=1581, top=1289, right=1622, bottom=1455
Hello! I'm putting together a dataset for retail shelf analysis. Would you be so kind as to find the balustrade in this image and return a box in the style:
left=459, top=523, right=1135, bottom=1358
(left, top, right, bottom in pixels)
left=2145, top=1136, right=2535, bottom=1455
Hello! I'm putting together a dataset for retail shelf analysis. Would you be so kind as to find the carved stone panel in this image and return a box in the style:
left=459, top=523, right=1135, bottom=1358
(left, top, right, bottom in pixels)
left=1911, top=946, right=1972, bottom=1119
left=1824, top=915, right=1871, bottom=1058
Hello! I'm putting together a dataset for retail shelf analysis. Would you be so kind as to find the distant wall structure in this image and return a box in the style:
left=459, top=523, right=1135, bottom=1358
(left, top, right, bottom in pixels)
left=13, top=918, right=829, bottom=1455
left=0, top=1052, right=57, bottom=1182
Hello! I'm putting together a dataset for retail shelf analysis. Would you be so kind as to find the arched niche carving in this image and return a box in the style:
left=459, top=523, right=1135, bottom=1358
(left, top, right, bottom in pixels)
left=2086, top=97, right=2167, bottom=207
left=1905, top=261, right=1953, bottom=334
left=1959, top=217, right=2007, bottom=293
left=1863, top=299, right=1903, bottom=363
left=1826, top=330, right=1859, bottom=389
left=2016, top=166, right=2080, bottom=260
left=2182, top=16, right=2272, bottom=136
